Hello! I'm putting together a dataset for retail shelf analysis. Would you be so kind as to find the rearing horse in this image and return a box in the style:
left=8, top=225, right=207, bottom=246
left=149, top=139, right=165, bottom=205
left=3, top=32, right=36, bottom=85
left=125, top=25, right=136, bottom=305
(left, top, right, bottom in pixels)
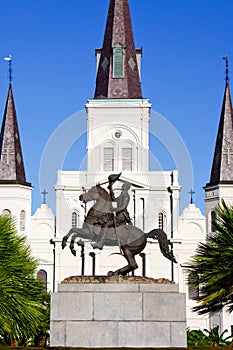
left=62, top=184, right=177, bottom=276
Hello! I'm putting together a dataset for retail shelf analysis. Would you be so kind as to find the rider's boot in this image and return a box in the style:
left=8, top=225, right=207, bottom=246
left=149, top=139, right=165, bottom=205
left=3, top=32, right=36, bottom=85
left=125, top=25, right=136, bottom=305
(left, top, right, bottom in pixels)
left=92, top=226, right=108, bottom=250
left=124, top=211, right=133, bottom=225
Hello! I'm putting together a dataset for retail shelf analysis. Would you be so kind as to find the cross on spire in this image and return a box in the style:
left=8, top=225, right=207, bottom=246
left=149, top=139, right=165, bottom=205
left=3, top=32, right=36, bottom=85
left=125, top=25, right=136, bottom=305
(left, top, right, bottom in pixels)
left=223, top=56, right=229, bottom=83
left=41, top=189, right=48, bottom=204
left=188, top=189, right=195, bottom=204
left=4, top=55, right=13, bottom=84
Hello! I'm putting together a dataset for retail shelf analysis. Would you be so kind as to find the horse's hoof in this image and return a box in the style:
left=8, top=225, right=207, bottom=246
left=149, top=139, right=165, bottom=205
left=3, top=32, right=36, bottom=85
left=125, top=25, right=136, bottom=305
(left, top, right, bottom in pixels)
left=107, top=271, right=114, bottom=276
left=71, top=249, right=76, bottom=256
left=78, top=239, right=84, bottom=247
left=92, top=242, right=103, bottom=250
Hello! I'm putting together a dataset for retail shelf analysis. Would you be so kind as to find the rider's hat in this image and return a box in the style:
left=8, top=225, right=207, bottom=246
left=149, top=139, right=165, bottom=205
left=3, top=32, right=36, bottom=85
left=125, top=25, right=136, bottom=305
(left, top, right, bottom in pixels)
left=108, top=172, right=122, bottom=184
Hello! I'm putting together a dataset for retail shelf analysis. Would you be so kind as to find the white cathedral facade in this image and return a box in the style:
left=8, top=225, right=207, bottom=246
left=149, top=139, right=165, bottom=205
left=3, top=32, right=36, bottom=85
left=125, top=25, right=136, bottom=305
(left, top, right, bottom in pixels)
left=1, top=0, right=233, bottom=335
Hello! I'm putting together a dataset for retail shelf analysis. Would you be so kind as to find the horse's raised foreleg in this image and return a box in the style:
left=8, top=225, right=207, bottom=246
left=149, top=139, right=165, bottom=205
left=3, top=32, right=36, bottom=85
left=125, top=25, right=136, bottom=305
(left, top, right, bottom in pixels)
left=62, top=226, right=94, bottom=250
left=62, top=228, right=77, bottom=249
left=69, top=234, right=81, bottom=256
left=110, top=247, right=138, bottom=276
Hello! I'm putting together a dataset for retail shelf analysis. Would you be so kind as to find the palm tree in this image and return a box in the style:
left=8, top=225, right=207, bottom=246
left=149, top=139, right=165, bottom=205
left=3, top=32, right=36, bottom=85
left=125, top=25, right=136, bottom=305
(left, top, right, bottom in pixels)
left=33, top=291, right=50, bottom=346
left=0, top=215, right=45, bottom=345
left=187, top=199, right=233, bottom=314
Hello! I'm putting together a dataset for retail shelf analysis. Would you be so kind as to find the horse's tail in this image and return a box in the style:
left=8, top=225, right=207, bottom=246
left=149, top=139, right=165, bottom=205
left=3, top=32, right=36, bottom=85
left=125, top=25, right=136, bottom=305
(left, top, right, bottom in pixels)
left=147, top=229, right=177, bottom=263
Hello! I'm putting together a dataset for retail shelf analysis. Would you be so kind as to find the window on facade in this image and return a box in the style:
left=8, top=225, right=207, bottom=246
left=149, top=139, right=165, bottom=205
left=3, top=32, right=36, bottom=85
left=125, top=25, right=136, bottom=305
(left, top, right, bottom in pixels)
left=20, top=210, right=26, bottom=231
left=122, top=148, right=132, bottom=171
left=37, top=269, right=47, bottom=292
left=140, top=198, right=145, bottom=231
left=2, top=209, right=11, bottom=217
left=188, top=272, right=199, bottom=300
left=188, top=283, right=199, bottom=300
left=104, top=147, right=114, bottom=171
left=211, top=210, right=217, bottom=232
left=72, top=212, right=77, bottom=228
left=113, top=47, right=124, bottom=78
left=158, top=212, right=166, bottom=231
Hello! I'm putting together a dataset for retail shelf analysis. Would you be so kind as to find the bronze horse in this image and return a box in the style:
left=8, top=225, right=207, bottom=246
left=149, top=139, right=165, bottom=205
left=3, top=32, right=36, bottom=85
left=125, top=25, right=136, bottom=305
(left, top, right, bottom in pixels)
left=62, top=184, right=177, bottom=276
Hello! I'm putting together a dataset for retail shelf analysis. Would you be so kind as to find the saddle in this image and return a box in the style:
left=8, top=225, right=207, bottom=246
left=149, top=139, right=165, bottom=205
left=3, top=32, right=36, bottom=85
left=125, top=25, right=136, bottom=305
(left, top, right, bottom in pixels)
left=94, top=212, right=130, bottom=228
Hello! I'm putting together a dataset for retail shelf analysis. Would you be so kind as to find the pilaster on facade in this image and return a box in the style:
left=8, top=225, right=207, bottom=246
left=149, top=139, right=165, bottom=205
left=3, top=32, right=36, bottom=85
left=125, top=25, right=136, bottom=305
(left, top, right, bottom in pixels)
left=167, top=170, right=181, bottom=238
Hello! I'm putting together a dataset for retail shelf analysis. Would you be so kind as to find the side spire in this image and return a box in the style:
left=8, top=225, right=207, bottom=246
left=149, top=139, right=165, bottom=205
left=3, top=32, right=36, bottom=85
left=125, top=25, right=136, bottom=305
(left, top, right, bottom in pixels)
left=94, top=0, right=142, bottom=99
left=0, top=84, right=29, bottom=185
left=208, top=57, right=233, bottom=185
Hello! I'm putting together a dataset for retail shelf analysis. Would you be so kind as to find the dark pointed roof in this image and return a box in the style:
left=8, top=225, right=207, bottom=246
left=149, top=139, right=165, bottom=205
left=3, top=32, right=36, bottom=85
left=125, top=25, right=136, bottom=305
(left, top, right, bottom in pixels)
left=208, top=81, right=233, bottom=185
left=94, top=0, right=142, bottom=99
left=0, top=84, right=31, bottom=186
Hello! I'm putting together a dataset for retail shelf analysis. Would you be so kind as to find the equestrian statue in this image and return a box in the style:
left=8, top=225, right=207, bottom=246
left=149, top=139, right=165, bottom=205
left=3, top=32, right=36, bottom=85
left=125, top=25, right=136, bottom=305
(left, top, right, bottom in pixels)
left=62, top=173, right=177, bottom=276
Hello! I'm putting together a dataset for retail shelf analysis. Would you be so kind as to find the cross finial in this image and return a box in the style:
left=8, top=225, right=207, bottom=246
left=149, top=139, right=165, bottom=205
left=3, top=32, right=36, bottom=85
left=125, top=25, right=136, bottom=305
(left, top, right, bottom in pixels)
left=41, top=189, right=48, bottom=204
left=4, top=55, right=13, bottom=84
left=223, top=56, right=229, bottom=83
left=188, top=189, right=195, bottom=204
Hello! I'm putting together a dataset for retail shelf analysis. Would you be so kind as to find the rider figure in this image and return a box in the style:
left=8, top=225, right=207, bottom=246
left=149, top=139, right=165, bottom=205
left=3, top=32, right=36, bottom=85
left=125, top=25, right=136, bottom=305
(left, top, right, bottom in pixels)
left=92, top=175, right=132, bottom=250
left=112, top=181, right=132, bottom=226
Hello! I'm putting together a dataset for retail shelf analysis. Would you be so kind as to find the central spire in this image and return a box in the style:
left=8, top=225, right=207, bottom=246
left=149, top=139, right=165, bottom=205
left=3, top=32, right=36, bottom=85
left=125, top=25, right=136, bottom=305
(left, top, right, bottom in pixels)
left=94, top=0, right=142, bottom=99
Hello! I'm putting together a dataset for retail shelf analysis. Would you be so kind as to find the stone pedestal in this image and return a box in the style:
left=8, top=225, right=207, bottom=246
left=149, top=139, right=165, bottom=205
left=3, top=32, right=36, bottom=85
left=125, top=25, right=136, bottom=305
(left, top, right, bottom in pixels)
left=50, top=277, right=187, bottom=348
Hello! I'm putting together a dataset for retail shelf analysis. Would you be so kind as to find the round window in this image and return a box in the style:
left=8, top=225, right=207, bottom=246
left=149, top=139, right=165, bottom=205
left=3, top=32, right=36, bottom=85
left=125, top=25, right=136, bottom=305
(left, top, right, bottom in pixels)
left=115, top=131, right=122, bottom=139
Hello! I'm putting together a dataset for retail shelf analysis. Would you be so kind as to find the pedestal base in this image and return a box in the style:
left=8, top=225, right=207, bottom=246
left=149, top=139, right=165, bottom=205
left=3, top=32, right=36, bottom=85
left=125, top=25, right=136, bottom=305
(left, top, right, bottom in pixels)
left=50, top=276, right=187, bottom=348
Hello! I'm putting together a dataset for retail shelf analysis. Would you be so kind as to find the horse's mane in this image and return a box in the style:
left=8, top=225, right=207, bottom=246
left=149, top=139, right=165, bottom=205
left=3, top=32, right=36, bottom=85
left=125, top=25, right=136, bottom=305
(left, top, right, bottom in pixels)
left=96, top=184, right=111, bottom=202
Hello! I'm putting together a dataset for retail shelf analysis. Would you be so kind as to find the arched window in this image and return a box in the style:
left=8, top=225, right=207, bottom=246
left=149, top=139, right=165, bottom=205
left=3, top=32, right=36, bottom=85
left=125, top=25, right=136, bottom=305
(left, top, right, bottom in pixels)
left=122, top=147, right=132, bottom=171
left=37, top=269, right=47, bottom=292
left=188, top=272, right=199, bottom=300
left=211, top=210, right=217, bottom=232
left=2, top=209, right=11, bottom=217
left=20, top=210, right=26, bottom=231
left=158, top=212, right=166, bottom=231
left=104, top=147, right=114, bottom=171
left=72, top=212, right=77, bottom=228
left=113, top=47, right=124, bottom=78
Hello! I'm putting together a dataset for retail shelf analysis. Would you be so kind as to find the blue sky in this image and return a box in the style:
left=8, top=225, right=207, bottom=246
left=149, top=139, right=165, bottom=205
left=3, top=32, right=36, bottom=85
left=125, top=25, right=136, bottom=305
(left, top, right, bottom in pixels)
left=0, top=0, right=233, bottom=214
